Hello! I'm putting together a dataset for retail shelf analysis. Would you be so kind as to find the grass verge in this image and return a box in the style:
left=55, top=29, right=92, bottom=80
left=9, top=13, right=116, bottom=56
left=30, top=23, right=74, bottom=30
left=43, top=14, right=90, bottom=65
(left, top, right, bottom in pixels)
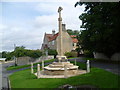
left=9, top=62, right=120, bottom=89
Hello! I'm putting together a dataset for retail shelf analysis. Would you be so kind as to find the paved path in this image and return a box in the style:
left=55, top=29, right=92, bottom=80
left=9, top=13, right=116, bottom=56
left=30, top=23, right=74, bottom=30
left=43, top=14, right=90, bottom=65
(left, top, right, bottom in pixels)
left=1, top=61, right=15, bottom=90
left=68, top=58, right=120, bottom=75
left=0, top=62, right=2, bottom=90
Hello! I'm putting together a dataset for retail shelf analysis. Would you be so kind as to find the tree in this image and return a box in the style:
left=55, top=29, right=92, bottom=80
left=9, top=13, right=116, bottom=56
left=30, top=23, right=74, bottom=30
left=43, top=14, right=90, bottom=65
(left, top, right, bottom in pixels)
left=27, top=50, right=42, bottom=58
left=5, top=51, right=14, bottom=61
left=14, top=46, right=27, bottom=57
left=75, top=2, right=120, bottom=57
left=67, top=29, right=79, bottom=35
left=2, top=51, right=7, bottom=58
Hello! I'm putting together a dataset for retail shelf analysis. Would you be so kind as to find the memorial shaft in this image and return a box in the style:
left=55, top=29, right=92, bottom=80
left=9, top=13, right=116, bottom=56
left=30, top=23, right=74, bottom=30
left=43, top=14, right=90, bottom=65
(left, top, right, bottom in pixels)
left=58, top=7, right=63, bottom=56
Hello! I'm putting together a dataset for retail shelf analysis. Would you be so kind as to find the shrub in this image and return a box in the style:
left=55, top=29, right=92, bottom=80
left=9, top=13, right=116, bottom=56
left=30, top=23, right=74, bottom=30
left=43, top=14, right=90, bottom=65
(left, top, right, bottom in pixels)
left=84, top=50, right=94, bottom=57
left=48, top=49, right=58, bottom=58
left=65, top=52, right=72, bottom=58
left=65, top=51, right=77, bottom=58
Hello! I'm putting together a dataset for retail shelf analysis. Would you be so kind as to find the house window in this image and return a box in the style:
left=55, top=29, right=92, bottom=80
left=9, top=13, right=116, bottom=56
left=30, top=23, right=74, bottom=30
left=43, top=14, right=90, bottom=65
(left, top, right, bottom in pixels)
left=52, top=40, right=55, bottom=45
left=73, top=43, right=74, bottom=46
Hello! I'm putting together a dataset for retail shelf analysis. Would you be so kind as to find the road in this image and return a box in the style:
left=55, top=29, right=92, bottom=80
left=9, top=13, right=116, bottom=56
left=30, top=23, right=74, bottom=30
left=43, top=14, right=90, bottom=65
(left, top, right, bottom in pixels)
left=69, top=58, right=120, bottom=75
left=0, top=61, right=15, bottom=90
left=0, top=62, right=2, bottom=90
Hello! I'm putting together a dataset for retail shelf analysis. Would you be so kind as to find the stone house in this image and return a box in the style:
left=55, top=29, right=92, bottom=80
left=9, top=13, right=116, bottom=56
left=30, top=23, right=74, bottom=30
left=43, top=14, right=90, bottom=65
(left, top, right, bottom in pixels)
left=41, top=24, right=78, bottom=55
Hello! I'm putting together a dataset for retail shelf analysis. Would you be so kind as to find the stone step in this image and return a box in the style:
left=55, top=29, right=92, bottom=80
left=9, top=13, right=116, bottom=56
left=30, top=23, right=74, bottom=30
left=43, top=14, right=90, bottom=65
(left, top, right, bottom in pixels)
left=44, top=65, right=79, bottom=70
left=52, top=62, right=71, bottom=65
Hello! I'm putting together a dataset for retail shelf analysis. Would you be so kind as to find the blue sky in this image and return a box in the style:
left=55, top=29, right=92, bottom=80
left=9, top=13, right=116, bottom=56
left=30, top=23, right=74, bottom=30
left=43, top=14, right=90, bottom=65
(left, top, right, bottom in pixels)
left=0, top=0, right=84, bottom=52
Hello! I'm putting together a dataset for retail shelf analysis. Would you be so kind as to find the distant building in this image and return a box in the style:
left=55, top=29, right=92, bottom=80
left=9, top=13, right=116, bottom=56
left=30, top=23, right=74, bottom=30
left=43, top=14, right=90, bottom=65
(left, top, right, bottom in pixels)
left=0, top=52, right=2, bottom=58
left=41, top=24, right=78, bottom=55
left=0, top=58, right=6, bottom=62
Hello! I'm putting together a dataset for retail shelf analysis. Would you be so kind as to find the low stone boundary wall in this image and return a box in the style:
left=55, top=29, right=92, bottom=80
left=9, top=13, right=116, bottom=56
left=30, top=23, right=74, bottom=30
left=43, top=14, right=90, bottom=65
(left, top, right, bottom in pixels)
left=93, top=52, right=120, bottom=61
left=16, top=56, right=36, bottom=66
left=33, top=56, right=54, bottom=63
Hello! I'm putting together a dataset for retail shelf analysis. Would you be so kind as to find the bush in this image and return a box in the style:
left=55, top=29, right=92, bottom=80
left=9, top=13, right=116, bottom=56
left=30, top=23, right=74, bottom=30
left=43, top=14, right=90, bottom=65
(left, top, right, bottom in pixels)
left=84, top=50, right=94, bottom=58
left=48, top=49, right=58, bottom=58
left=65, top=51, right=77, bottom=58
left=65, top=52, right=72, bottom=58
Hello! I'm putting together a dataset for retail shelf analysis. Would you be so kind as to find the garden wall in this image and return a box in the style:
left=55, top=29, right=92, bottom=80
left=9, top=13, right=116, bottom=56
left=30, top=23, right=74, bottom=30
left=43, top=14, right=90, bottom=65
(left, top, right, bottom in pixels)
left=93, top=52, right=120, bottom=61
left=16, top=56, right=35, bottom=65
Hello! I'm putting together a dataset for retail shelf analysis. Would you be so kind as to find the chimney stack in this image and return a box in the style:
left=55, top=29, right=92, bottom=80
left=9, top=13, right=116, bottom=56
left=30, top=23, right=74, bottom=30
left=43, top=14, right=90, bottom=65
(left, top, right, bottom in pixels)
left=52, top=30, right=55, bottom=36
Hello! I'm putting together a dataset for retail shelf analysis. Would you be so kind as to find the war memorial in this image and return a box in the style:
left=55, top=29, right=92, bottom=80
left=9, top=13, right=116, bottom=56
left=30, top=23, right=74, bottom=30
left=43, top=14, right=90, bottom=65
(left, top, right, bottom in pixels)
left=31, top=7, right=88, bottom=78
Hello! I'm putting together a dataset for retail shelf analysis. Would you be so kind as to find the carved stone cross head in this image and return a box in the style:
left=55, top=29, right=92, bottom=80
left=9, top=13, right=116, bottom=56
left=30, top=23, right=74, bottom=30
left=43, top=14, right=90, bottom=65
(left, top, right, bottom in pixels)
left=58, top=6, right=63, bottom=13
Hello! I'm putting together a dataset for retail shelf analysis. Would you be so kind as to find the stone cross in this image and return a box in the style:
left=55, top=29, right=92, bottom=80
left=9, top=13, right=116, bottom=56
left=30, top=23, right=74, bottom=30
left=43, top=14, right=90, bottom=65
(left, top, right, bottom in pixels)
left=37, top=64, right=41, bottom=78
left=31, top=62, right=34, bottom=73
left=58, top=6, right=63, bottom=56
left=42, top=60, right=44, bottom=71
left=64, top=64, right=68, bottom=78
left=87, top=60, right=90, bottom=73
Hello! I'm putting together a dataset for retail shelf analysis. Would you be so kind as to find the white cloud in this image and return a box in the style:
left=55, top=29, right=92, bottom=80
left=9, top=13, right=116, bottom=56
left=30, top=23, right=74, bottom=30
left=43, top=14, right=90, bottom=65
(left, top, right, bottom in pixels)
left=34, top=1, right=84, bottom=30
left=1, top=1, right=85, bottom=51
left=0, top=24, right=8, bottom=31
left=34, top=14, right=57, bottom=29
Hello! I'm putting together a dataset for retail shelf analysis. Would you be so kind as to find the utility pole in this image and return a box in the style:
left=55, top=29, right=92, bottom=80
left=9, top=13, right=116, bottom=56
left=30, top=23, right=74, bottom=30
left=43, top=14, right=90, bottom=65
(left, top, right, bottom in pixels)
left=14, top=44, right=17, bottom=66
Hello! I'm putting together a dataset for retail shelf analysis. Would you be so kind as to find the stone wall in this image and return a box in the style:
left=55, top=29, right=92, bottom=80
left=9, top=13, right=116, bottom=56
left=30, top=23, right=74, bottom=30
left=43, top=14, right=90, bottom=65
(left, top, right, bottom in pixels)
left=33, top=56, right=54, bottom=63
left=93, top=52, right=120, bottom=61
left=16, top=56, right=36, bottom=66
left=111, top=53, right=120, bottom=61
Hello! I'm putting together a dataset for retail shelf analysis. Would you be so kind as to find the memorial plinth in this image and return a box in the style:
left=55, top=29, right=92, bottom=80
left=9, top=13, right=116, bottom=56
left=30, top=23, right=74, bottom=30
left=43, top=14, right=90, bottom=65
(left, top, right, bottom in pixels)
left=43, top=61, right=79, bottom=75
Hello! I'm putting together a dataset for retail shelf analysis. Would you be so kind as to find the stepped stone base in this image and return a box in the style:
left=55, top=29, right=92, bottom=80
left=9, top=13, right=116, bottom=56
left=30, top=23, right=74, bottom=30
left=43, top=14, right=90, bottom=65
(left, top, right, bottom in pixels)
left=43, top=69, right=78, bottom=75
left=43, top=61, right=81, bottom=76
left=34, top=70, right=86, bottom=78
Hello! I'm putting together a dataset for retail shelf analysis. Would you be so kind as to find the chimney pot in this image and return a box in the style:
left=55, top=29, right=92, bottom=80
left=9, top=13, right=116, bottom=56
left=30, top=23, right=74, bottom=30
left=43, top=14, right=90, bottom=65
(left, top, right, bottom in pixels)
left=52, top=30, right=55, bottom=35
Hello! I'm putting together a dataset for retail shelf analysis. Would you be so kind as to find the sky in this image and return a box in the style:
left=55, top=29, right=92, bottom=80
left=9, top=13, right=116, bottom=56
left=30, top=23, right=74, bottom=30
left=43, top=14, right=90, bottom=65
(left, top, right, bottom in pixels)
left=0, top=0, right=85, bottom=52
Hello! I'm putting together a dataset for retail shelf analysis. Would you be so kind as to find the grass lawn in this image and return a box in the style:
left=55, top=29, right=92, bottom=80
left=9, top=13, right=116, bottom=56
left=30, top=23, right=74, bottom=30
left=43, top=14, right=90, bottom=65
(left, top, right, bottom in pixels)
left=9, top=61, right=120, bottom=89
left=7, top=59, right=55, bottom=70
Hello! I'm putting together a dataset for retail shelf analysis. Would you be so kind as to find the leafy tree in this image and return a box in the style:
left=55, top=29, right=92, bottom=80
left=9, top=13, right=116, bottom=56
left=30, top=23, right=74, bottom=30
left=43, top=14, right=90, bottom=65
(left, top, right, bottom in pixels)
left=5, top=51, right=14, bottom=61
left=67, top=29, right=79, bottom=35
left=5, top=46, right=43, bottom=60
left=75, top=2, right=120, bottom=57
left=27, top=50, right=42, bottom=58
left=14, top=46, right=27, bottom=57
left=2, top=51, right=7, bottom=58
